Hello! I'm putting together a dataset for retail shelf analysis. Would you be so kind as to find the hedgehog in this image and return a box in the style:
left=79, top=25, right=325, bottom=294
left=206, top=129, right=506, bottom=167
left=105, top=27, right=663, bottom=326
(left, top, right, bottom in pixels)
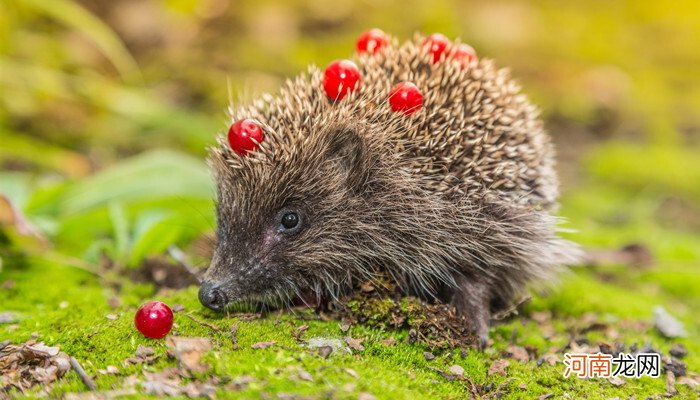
left=198, top=31, right=581, bottom=344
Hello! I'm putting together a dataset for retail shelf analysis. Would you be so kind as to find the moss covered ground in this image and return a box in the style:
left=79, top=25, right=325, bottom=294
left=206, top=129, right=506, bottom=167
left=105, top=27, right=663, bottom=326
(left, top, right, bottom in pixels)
left=2, top=0, right=700, bottom=398
left=2, top=142, right=699, bottom=399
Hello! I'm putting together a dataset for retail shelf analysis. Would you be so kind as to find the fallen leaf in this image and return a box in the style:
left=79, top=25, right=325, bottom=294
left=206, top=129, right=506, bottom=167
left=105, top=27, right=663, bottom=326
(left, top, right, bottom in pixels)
left=669, top=343, right=688, bottom=359
left=662, top=355, right=687, bottom=377
left=345, top=337, right=365, bottom=352
left=488, top=359, right=510, bottom=376
left=0, top=340, right=71, bottom=393
left=141, top=367, right=184, bottom=396
left=423, top=352, right=436, bottom=361
left=317, top=346, right=333, bottom=358
left=508, top=345, right=530, bottom=363
left=292, top=324, right=309, bottom=342
left=345, top=368, right=359, bottom=378
left=539, top=354, right=558, bottom=366
left=250, top=341, right=276, bottom=349
left=608, top=376, right=626, bottom=386
left=449, top=364, right=465, bottom=376
left=381, top=337, right=396, bottom=346
left=358, top=393, right=376, bottom=400
left=677, top=375, right=699, bottom=389
left=0, top=311, right=19, bottom=324
left=298, top=368, right=313, bottom=381
left=666, top=371, right=678, bottom=396
left=653, top=306, right=687, bottom=338
left=518, top=382, right=527, bottom=389
left=135, top=345, right=155, bottom=359
left=531, top=311, right=551, bottom=324
left=165, top=337, right=212, bottom=373
left=342, top=383, right=357, bottom=391
left=107, top=297, right=121, bottom=309
left=27, top=342, right=60, bottom=357
left=172, top=304, right=185, bottom=313
left=224, top=375, right=254, bottom=391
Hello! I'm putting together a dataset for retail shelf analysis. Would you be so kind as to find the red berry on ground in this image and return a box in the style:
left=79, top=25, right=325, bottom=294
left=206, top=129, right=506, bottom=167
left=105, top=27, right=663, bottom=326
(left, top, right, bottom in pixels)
left=228, top=119, right=264, bottom=155
left=423, top=33, right=451, bottom=64
left=389, top=82, right=423, bottom=115
left=323, top=59, right=361, bottom=101
left=135, top=301, right=173, bottom=339
left=356, top=28, right=388, bottom=55
left=452, top=43, right=477, bottom=65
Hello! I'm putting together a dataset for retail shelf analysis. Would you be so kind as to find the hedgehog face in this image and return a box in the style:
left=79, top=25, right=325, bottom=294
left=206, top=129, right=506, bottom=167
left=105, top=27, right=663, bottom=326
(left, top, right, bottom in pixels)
left=199, top=125, right=374, bottom=311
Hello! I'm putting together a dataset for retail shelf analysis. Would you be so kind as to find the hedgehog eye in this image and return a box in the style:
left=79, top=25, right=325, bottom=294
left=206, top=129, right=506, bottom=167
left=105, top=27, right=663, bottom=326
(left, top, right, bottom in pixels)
left=278, top=211, right=301, bottom=233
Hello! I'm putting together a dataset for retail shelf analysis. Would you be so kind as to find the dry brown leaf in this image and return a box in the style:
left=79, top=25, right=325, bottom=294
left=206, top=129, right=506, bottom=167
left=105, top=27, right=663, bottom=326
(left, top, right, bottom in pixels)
left=677, top=375, right=699, bottom=389
left=488, top=359, right=510, bottom=376
left=345, top=337, right=365, bottom=352
left=381, top=337, right=396, bottom=346
left=298, top=368, right=313, bottom=381
left=292, top=324, right=309, bottom=342
left=0, top=340, right=71, bottom=393
left=508, top=345, right=530, bottom=363
left=540, top=353, right=558, bottom=366
left=317, top=346, right=333, bottom=358
left=345, top=368, right=359, bottom=378
left=250, top=341, right=276, bottom=349
left=608, top=376, right=626, bottom=386
left=448, top=364, right=465, bottom=376
left=165, top=336, right=212, bottom=373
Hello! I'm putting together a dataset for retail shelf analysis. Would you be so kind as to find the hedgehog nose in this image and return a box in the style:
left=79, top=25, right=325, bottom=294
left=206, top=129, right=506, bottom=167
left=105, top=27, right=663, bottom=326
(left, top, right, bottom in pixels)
left=198, top=281, right=228, bottom=311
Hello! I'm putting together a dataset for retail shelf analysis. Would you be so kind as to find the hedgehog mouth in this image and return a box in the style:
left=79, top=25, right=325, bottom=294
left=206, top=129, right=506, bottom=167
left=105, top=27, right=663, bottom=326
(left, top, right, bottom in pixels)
left=218, top=286, right=321, bottom=313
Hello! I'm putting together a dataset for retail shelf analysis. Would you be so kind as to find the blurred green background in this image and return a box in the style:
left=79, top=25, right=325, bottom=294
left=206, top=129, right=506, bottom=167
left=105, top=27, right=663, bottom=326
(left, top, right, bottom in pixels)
left=1, top=1, right=700, bottom=398
left=1, top=0, right=699, bottom=273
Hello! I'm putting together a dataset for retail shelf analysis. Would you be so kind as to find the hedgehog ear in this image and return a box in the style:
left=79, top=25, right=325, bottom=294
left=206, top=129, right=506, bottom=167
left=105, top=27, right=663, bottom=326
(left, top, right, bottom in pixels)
left=323, top=127, right=366, bottom=187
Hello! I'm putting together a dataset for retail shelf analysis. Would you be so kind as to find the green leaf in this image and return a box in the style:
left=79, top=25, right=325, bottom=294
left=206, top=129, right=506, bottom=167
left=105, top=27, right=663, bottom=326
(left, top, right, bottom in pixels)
left=108, top=202, right=129, bottom=264
left=18, top=0, right=142, bottom=83
left=57, top=149, right=213, bottom=216
left=127, top=210, right=181, bottom=267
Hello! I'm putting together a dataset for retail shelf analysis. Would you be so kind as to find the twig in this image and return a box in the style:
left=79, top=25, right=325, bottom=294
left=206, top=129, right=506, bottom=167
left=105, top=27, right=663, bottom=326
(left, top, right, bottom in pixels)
left=185, top=313, right=222, bottom=333
left=69, top=356, right=97, bottom=390
left=230, top=322, right=240, bottom=350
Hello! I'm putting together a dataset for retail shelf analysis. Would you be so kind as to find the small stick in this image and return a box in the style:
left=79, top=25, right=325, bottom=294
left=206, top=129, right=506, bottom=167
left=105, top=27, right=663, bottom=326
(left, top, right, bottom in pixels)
left=69, top=356, right=97, bottom=391
left=230, top=322, right=239, bottom=350
left=185, top=313, right=222, bottom=333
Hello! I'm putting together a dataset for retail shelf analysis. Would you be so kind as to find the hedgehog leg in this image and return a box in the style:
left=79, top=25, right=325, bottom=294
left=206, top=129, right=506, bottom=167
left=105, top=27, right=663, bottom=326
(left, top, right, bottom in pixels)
left=450, top=274, right=491, bottom=348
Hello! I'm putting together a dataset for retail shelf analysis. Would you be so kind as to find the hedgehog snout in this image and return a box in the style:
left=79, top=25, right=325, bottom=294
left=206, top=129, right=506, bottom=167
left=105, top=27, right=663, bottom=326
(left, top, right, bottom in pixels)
left=198, top=280, right=229, bottom=311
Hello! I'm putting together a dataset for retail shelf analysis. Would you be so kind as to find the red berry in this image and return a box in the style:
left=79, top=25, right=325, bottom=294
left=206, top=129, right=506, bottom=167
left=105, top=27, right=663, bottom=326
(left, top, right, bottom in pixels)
left=135, top=301, right=173, bottom=339
left=356, top=28, right=388, bottom=55
left=452, top=43, right=477, bottom=65
left=423, top=33, right=451, bottom=64
left=323, top=59, right=361, bottom=101
left=389, top=82, right=423, bottom=115
left=228, top=119, right=264, bottom=155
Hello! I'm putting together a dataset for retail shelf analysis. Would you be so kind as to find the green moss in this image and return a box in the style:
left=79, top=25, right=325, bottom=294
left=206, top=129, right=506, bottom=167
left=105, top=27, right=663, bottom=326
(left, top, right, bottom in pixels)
left=2, top=2, right=700, bottom=397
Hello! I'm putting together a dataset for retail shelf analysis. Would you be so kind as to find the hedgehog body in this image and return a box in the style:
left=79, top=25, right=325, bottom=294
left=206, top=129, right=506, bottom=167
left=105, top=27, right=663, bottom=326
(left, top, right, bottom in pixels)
left=200, top=34, right=580, bottom=343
